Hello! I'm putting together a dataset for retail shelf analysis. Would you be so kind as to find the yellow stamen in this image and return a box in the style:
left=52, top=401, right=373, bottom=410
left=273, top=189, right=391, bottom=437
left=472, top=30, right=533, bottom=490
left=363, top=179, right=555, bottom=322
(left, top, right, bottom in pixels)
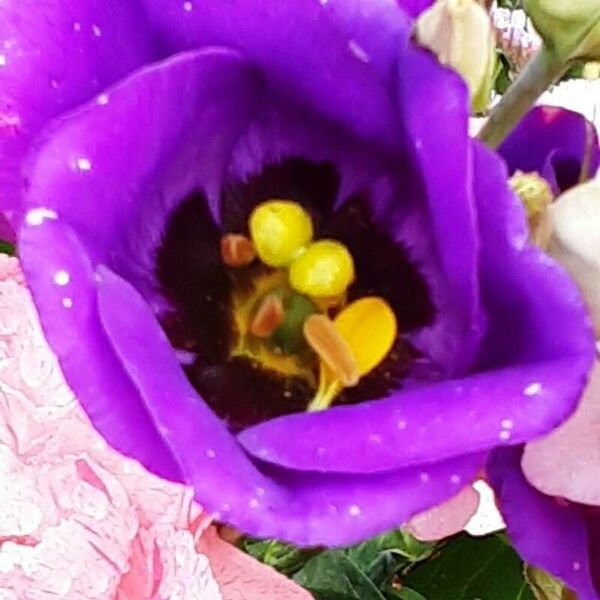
left=249, top=200, right=313, bottom=267
left=308, top=297, right=397, bottom=411
left=509, top=171, right=555, bottom=248
left=509, top=171, right=554, bottom=220
left=303, top=314, right=359, bottom=387
left=220, top=233, right=256, bottom=267
left=289, top=239, right=355, bottom=298
left=250, top=294, right=285, bottom=338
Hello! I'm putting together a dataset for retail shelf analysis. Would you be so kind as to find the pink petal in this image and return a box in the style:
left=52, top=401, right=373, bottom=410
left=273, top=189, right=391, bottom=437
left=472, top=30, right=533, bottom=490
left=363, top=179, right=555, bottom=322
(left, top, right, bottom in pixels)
left=406, top=484, right=480, bottom=541
left=0, top=256, right=308, bottom=599
left=522, top=359, right=600, bottom=505
left=197, top=528, right=313, bottom=600
left=406, top=479, right=506, bottom=541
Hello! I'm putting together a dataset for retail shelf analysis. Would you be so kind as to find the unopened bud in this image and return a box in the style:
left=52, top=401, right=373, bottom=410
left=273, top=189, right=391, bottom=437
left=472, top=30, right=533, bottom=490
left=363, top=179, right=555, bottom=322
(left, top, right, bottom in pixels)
left=416, top=0, right=497, bottom=112
left=525, top=0, right=600, bottom=62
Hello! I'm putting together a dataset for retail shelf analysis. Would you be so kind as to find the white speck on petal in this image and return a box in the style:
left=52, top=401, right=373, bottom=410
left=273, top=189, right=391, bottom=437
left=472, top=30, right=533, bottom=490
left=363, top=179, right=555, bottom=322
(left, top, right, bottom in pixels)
left=248, top=498, right=260, bottom=509
left=0, top=54, right=6, bottom=67
left=348, top=504, right=361, bottom=517
left=499, top=430, right=511, bottom=441
left=397, top=419, right=407, bottom=430
left=50, top=78, right=59, bottom=89
left=501, top=419, right=514, bottom=429
left=183, top=1, right=193, bottom=10
left=205, top=448, right=216, bottom=459
left=92, top=24, right=102, bottom=37
left=450, top=474, right=461, bottom=485
left=368, top=433, right=382, bottom=444
left=96, top=93, right=109, bottom=105
left=62, top=297, right=73, bottom=309
left=347, top=39, right=370, bottom=63
left=524, top=382, right=542, bottom=396
left=73, top=22, right=82, bottom=32
left=316, top=446, right=326, bottom=457
left=573, top=561, right=581, bottom=571
left=75, top=157, right=92, bottom=171
left=54, top=270, right=70, bottom=286
left=255, top=487, right=265, bottom=497
left=419, top=472, right=430, bottom=484
left=25, top=208, right=58, bottom=226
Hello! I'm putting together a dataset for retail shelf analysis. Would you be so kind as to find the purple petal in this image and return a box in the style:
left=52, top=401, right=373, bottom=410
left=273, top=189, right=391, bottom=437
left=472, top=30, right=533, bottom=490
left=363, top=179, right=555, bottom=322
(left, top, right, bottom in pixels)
left=395, top=0, right=435, bottom=18
left=471, top=141, right=594, bottom=366
left=0, top=0, right=156, bottom=223
left=140, top=0, right=404, bottom=152
left=314, top=0, right=410, bottom=83
left=396, top=38, right=485, bottom=374
left=498, top=106, right=600, bottom=193
left=239, top=356, right=590, bottom=473
left=488, top=447, right=598, bottom=600
left=584, top=508, right=600, bottom=593
left=19, top=218, right=182, bottom=482
left=95, top=263, right=486, bottom=546
left=22, top=48, right=262, bottom=298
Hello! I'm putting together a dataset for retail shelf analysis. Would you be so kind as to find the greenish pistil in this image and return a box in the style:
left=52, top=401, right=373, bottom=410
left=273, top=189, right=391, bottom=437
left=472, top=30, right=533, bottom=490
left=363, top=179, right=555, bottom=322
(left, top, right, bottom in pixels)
left=272, top=292, right=317, bottom=355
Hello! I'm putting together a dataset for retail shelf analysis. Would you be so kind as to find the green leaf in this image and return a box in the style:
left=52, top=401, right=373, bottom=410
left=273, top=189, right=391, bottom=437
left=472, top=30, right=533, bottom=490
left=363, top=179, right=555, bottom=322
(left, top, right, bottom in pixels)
left=0, top=241, right=15, bottom=256
left=294, top=551, right=389, bottom=600
left=381, top=582, right=428, bottom=600
left=293, top=531, right=435, bottom=600
left=403, top=533, right=536, bottom=600
left=241, top=538, right=317, bottom=577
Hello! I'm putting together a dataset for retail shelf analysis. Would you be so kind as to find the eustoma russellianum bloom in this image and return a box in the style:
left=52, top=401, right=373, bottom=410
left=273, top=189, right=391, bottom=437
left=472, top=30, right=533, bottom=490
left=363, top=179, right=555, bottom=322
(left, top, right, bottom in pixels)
left=0, top=0, right=597, bottom=558
left=485, top=106, right=600, bottom=599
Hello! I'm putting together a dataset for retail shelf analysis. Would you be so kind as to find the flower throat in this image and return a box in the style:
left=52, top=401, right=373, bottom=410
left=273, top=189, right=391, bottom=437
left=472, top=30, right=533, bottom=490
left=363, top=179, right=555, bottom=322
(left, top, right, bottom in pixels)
left=221, top=199, right=397, bottom=411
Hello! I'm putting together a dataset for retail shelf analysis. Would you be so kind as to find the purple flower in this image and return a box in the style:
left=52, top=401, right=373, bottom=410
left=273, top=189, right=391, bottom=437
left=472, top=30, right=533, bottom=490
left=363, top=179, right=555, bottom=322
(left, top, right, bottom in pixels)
left=489, top=106, right=600, bottom=600
left=1, top=0, right=596, bottom=548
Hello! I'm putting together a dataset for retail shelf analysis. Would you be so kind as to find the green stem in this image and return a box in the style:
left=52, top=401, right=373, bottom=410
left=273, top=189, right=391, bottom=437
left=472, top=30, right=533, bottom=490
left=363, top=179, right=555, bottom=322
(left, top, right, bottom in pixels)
left=478, top=47, right=570, bottom=149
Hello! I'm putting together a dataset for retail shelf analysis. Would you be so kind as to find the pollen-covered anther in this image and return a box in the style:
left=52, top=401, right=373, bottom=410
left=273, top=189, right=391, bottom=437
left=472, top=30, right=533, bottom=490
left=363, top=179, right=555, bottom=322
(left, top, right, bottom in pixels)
left=221, top=233, right=256, bottom=267
left=303, top=314, right=359, bottom=387
left=250, top=294, right=285, bottom=338
left=289, top=239, right=355, bottom=298
left=249, top=200, right=313, bottom=267
left=509, top=171, right=554, bottom=219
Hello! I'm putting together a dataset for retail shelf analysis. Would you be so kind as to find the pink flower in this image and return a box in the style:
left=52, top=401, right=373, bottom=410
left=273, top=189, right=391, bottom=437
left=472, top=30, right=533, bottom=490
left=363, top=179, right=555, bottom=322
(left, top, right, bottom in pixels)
left=0, top=255, right=309, bottom=600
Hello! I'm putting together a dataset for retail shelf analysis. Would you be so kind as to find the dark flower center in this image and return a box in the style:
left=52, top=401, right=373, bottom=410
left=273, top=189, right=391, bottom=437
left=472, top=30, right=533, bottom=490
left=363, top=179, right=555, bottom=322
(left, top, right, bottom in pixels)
left=156, top=159, right=435, bottom=433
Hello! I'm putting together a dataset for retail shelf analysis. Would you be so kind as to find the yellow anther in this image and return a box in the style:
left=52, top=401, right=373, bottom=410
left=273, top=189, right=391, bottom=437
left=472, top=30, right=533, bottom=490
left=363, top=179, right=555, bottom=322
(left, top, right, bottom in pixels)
left=249, top=200, right=313, bottom=267
left=289, top=240, right=355, bottom=298
left=509, top=171, right=554, bottom=220
left=308, top=297, right=397, bottom=411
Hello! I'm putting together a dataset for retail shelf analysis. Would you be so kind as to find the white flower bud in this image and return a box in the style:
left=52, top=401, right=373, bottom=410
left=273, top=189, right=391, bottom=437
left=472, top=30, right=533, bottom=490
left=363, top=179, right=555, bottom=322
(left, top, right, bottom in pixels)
left=416, top=0, right=496, bottom=112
